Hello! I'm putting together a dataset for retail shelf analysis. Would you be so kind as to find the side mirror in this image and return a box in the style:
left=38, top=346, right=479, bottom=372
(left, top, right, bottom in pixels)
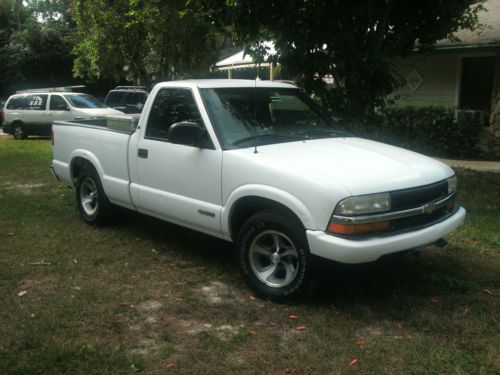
left=167, top=121, right=208, bottom=147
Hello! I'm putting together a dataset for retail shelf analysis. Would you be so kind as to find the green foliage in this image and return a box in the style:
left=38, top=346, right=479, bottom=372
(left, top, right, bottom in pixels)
left=347, top=105, right=482, bottom=158
left=72, top=0, right=220, bottom=85
left=0, top=0, right=74, bottom=95
left=72, top=0, right=149, bottom=84
left=191, top=0, right=484, bottom=120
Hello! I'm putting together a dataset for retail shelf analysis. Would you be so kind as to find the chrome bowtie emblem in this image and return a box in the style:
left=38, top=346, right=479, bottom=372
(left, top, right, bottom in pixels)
left=423, top=202, right=436, bottom=214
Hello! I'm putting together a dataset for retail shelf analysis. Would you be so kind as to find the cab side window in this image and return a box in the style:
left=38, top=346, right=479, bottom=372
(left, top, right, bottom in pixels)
left=145, top=89, right=202, bottom=140
left=50, top=95, right=68, bottom=110
left=26, top=94, right=48, bottom=110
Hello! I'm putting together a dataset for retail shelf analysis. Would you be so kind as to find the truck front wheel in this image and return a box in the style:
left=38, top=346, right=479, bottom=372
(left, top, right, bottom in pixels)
left=76, top=165, right=112, bottom=225
left=236, top=210, right=313, bottom=301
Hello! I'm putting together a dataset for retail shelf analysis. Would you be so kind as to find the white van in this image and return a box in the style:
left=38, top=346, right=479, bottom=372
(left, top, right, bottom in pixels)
left=2, top=92, right=124, bottom=139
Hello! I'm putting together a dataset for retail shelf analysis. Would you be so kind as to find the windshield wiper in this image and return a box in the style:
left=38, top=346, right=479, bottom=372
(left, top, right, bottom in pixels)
left=295, top=128, right=347, bottom=139
left=232, top=134, right=301, bottom=146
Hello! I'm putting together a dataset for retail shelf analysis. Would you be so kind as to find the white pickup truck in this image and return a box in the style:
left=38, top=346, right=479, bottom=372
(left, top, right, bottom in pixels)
left=51, top=79, right=466, bottom=300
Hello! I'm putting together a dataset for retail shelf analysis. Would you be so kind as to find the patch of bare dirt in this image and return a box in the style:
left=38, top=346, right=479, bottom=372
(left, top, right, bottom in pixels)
left=1, top=182, right=47, bottom=195
left=358, top=324, right=384, bottom=337
left=171, top=318, right=244, bottom=341
left=127, top=300, right=164, bottom=356
left=196, top=280, right=243, bottom=305
left=137, top=300, right=162, bottom=312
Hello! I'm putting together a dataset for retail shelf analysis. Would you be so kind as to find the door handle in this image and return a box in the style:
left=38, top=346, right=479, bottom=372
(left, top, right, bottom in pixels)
left=138, top=148, right=148, bottom=159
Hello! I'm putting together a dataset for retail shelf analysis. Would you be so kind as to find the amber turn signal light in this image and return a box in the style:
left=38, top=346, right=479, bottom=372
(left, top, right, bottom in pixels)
left=328, top=221, right=390, bottom=235
left=446, top=197, right=456, bottom=211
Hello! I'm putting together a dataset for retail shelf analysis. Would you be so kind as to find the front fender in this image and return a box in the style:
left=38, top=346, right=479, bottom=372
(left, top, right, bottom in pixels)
left=221, top=184, right=315, bottom=238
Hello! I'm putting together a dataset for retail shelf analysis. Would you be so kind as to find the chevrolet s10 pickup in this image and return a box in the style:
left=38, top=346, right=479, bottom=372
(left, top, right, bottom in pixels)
left=51, top=79, right=466, bottom=300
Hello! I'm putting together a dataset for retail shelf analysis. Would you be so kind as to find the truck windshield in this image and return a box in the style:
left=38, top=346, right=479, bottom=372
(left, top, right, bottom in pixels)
left=201, top=87, right=345, bottom=149
left=64, top=94, right=107, bottom=109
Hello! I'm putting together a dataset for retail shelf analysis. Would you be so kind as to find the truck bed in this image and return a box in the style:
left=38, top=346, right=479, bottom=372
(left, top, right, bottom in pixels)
left=51, top=117, right=137, bottom=210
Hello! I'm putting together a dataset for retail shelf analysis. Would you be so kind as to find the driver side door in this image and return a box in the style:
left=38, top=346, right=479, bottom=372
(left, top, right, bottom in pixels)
left=132, top=88, right=223, bottom=235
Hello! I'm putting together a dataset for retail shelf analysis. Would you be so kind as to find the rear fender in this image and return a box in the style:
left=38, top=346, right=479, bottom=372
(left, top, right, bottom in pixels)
left=69, top=149, right=105, bottom=186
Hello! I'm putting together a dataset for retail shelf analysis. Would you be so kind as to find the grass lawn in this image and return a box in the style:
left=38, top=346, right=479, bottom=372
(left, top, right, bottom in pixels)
left=0, top=136, right=498, bottom=374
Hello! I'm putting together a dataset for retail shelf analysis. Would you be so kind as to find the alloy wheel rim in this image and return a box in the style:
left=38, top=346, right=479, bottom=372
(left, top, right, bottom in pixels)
left=249, top=230, right=299, bottom=288
left=14, top=126, right=23, bottom=138
left=80, top=177, right=98, bottom=216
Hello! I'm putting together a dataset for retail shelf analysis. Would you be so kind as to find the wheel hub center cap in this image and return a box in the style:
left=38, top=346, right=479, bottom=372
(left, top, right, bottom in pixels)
left=271, top=253, right=280, bottom=264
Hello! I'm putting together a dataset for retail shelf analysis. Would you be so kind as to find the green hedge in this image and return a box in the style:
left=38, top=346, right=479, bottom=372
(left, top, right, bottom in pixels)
left=345, top=105, right=482, bottom=158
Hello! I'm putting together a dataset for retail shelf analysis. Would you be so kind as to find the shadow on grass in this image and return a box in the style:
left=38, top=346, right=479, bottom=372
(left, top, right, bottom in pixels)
left=108, top=207, right=483, bottom=315
left=0, top=135, right=50, bottom=141
left=114, top=207, right=235, bottom=266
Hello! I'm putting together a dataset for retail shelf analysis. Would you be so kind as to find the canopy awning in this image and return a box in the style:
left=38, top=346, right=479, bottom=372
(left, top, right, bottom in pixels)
left=214, top=41, right=276, bottom=71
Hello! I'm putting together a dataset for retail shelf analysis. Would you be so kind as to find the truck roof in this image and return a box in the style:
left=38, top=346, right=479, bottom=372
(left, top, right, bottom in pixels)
left=154, top=79, right=297, bottom=90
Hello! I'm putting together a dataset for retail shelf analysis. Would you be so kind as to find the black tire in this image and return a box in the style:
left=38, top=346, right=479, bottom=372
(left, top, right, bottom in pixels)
left=75, top=164, right=113, bottom=225
left=236, top=210, right=313, bottom=301
left=13, top=122, right=27, bottom=140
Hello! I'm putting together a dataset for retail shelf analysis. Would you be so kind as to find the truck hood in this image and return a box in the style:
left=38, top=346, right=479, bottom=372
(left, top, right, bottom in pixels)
left=247, top=137, right=454, bottom=196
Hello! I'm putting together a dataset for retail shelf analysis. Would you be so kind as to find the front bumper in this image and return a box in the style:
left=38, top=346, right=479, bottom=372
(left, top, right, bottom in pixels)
left=306, top=206, right=466, bottom=264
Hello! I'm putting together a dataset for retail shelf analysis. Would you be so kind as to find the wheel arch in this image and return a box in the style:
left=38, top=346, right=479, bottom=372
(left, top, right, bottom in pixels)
left=73, top=155, right=114, bottom=226
left=69, top=151, right=105, bottom=187
left=224, top=187, right=315, bottom=240
left=11, top=119, right=24, bottom=126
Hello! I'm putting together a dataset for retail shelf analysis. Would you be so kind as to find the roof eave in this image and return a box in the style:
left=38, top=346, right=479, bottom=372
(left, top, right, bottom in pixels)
left=434, top=42, right=500, bottom=52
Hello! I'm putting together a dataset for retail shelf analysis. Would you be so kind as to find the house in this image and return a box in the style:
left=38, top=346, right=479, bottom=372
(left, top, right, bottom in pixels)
left=213, top=41, right=277, bottom=80
left=393, top=0, right=500, bottom=157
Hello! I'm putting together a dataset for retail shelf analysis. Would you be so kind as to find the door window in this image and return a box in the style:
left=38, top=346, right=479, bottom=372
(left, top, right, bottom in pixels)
left=26, top=94, right=48, bottom=110
left=49, top=95, right=68, bottom=110
left=145, top=88, right=202, bottom=140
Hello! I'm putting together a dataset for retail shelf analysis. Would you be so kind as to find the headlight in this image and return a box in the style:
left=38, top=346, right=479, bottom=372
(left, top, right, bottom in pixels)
left=335, top=192, right=391, bottom=216
left=447, top=176, right=457, bottom=195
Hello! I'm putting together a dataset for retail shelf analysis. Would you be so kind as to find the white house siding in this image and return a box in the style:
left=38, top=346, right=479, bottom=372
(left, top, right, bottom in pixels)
left=393, top=52, right=500, bottom=157
left=392, top=53, right=459, bottom=107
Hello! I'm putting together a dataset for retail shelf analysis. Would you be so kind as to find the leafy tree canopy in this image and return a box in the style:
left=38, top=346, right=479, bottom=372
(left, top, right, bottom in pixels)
left=191, top=0, right=484, bottom=119
left=0, top=0, right=74, bottom=95
left=72, top=0, right=221, bottom=86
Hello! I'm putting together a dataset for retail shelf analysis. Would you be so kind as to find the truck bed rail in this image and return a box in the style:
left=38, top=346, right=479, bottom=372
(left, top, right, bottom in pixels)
left=53, top=115, right=139, bottom=134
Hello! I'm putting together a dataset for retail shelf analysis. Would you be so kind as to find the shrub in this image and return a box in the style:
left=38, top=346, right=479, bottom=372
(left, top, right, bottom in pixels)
left=345, top=105, right=483, bottom=158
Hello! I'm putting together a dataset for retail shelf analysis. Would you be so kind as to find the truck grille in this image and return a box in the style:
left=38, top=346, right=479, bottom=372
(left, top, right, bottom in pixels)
left=330, top=179, right=457, bottom=239
left=390, top=180, right=448, bottom=211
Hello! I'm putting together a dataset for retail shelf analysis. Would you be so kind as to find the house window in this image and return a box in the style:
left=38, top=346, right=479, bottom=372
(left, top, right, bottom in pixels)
left=459, top=56, right=495, bottom=112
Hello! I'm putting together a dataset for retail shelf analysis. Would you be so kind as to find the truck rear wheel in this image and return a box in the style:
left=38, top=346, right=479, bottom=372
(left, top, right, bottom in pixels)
left=236, top=210, right=313, bottom=301
left=76, top=165, right=112, bottom=225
